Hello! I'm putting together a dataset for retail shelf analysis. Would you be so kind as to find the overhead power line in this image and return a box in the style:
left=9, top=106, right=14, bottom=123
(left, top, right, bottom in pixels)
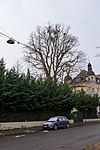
left=0, top=26, right=10, bottom=37
left=0, top=31, right=10, bottom=39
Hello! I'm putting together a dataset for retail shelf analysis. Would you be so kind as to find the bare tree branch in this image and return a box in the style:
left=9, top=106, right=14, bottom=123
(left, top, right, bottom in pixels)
left=24, top=23, right=86, bottom=81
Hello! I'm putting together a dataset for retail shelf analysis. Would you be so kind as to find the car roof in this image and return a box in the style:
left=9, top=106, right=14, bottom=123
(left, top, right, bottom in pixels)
left=50, top=116, right=66, bottom=118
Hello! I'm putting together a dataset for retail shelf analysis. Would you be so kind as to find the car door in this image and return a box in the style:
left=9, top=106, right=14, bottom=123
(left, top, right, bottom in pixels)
left=57, top=117, right=63, bottom=127
left=61, top=117, right=67, bottom=127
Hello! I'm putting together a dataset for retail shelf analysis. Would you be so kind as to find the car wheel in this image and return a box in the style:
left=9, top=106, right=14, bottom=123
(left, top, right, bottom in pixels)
left=54, top=124, right=58, bottom=130
left=66, top=123, right=70, bottom=128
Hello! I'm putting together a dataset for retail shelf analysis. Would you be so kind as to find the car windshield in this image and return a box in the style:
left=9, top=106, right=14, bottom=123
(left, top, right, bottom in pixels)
left=48, top=117, right=57, bottom=122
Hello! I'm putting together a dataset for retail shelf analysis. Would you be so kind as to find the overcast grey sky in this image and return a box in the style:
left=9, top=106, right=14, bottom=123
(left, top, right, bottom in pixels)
left=0, top=0, right=100, bottom=74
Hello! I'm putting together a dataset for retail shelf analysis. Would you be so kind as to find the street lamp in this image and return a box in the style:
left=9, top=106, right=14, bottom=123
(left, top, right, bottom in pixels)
left=0, top=31, right=15, bottom=44
left=7, top=38, right=15, bottom=44
left=0, top=31, right=25, bottom=46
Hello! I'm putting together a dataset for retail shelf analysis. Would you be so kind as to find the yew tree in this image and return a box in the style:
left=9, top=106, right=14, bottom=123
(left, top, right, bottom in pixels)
left=24, top=23, right=86, bottom=81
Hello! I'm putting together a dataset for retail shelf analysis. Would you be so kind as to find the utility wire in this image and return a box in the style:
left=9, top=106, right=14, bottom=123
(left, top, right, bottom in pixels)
left=0, top=31, right=10, bottom=39
left=0, top=30, right=28, bottom=47
left=0, top=26, right=10, bottom=37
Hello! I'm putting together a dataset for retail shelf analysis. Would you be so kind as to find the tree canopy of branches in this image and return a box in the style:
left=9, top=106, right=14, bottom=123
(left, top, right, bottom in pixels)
left=24, top=23, right=86, bottom=81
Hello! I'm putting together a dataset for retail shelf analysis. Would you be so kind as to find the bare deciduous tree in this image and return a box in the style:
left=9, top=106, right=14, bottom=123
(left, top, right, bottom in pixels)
left=24, top=23, right=86, bottom=81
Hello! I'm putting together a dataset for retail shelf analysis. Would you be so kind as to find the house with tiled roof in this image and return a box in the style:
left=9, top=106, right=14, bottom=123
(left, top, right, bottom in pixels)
left=64, top=62, right=100, bottom=116
left=64, top=62, right=100, bottom=97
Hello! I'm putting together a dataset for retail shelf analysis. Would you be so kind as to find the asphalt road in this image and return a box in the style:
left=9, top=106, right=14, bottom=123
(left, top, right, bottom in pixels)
left=0, top=123, right=100, bottom=150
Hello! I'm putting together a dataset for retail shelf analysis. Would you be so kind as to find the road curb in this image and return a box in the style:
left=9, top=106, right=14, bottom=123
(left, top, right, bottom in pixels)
left=0, top=121, right=100, bottom=136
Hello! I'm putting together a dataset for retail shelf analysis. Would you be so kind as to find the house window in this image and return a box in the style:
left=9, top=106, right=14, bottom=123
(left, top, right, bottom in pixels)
left=91, top=77, right=93, bottom=81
